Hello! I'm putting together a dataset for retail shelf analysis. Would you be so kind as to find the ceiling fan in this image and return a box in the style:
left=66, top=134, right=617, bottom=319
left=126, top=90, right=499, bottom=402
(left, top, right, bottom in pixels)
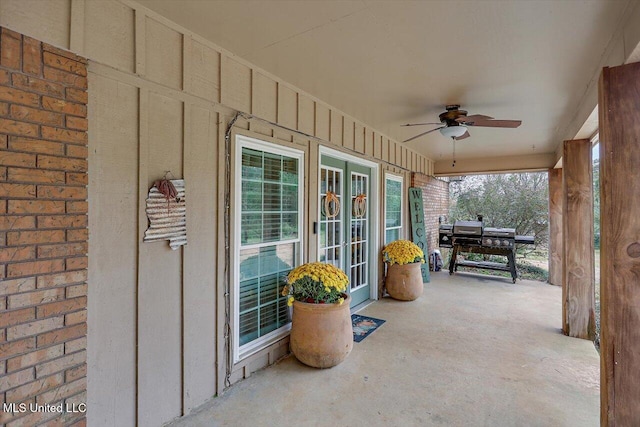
left=402, top=105, right=522, bottom=143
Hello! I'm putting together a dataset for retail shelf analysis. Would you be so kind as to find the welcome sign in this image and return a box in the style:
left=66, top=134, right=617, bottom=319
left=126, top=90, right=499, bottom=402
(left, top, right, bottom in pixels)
left=408, top=187, right=430, bottom=283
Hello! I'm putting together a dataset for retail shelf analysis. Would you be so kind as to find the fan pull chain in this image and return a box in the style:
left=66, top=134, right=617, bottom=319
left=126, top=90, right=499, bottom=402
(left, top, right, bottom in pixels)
left=452, top=137, right=456, bottom=167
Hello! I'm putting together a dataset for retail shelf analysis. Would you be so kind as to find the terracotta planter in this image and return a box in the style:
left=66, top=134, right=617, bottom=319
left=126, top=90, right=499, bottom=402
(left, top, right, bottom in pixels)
left=385, top=262, right=423, bottom=301
left=290, top=295, right=353, bottom=368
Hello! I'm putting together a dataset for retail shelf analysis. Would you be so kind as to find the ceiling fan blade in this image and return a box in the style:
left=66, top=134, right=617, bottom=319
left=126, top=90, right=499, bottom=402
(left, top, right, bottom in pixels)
left=456, top=114, right=494, bottom=124
left=455, top=130, right=470, bottom=140
left=401, top=122, right=442, bottom=127
left=466, top=119, right=522, bottom=128
left=403, top=126, right=444, bottom=143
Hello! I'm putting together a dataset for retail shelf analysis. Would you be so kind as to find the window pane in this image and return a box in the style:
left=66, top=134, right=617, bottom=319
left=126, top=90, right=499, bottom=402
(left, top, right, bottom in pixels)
left=386, top=228, right=400, bottom=244
left=242, top=180, right=262, bottom=211
left=242, top=148, right=263, bottom=179
left=264, top=182, right=281, bottom=211
left=281, top=213, right=298, bottom=240
left=241, top=213, right=262, bottom=245
left=263, top=213, right=281, bottom=242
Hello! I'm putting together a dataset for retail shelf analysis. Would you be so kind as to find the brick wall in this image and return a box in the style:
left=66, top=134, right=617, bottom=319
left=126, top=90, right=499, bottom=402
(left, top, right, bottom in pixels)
left=411, top=173, right=449, bottom=264
left=0, top=27, right=88, bottom=427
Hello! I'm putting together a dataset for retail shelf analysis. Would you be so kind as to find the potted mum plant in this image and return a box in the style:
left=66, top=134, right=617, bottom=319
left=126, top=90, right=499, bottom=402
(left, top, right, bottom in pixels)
left=282, top=262, right=353, bottom=368
left=382, top=240, right=426, bottom=301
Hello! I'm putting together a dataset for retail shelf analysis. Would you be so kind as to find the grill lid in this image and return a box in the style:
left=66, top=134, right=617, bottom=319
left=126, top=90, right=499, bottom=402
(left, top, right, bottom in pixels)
left=453, top=220, right=483, bottom=236
left=483, top=227, right=516, bottom=238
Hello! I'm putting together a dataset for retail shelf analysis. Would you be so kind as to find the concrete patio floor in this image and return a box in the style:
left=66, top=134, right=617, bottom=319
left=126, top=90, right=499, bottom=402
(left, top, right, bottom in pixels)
left=169, top=272, right=600, bottom=427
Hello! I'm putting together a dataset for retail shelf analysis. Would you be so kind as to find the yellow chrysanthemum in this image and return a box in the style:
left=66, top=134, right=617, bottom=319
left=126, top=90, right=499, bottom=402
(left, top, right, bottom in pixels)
left=285, top=262, right=350, bottom=304
left=382, top=240, right=425, bottom=265
left=287, top=296, right=294, bottom=306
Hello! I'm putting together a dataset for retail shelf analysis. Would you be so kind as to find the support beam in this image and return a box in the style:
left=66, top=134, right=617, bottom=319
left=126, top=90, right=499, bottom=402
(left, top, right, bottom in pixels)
left=599, top=62, right=640, bottom=426
left=548, top=168, right=563, bottom=286
left=562, top=139, right=595, bottom=339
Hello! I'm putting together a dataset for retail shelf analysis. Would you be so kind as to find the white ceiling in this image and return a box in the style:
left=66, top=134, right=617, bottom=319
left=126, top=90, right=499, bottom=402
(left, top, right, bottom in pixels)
left=137, top=0, right=634, bottom=167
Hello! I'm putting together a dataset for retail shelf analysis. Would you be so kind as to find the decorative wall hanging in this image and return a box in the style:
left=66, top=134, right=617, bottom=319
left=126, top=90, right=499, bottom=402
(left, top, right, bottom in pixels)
left=144, top=175, right=187, bottom=250
left=322, top=191, right=340, bottom=218
left=352, top=194, right=367, bottom=218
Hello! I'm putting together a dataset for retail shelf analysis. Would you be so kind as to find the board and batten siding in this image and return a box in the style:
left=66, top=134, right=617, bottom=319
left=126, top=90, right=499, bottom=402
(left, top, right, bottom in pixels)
left=0, top=0, right=434, bottom=425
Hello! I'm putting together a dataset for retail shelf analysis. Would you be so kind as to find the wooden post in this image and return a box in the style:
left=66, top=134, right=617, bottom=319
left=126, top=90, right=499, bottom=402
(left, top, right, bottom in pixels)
left=562, top=139, right=595, bottom=339
left=599, top=62, right=640, bottom=426
left=548, top=168, right=563, bottom=286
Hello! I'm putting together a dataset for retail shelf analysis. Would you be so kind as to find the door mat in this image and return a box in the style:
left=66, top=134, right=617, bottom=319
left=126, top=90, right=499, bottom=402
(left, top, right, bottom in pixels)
left=352, top=315, right=386, bottom=342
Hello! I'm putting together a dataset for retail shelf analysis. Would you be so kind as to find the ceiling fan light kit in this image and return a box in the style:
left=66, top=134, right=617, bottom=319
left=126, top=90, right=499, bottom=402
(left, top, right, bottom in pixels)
left=440, top=126, right=467, bottom=139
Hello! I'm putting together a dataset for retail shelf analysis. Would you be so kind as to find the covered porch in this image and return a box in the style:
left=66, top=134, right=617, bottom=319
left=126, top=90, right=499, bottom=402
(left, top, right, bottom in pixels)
left=171, top=272, right=599, bottom=427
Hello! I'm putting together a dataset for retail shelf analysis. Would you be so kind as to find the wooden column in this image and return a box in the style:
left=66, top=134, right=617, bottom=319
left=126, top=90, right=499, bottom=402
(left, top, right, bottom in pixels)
left=599, top=62, right=640, bottom=426
left=562, top=139, right=595, bottom=339
left=548, top=168, right=563, bottom=286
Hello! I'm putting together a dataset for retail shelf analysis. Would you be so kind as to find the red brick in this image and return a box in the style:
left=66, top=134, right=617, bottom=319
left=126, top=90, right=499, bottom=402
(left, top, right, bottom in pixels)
left=0, top=151, right=36, bottom=168
left=0, top=183, right=35, bottom=198
left=65, top=284, right=86, bottom=298
left=11, top=74, right=65, bottom=98
left=42, top=44, right=86, bottom=65
left=0, top=308, right=35, bottom=328
left=0, top=368, right=34, bottom=393
left=22, top=36, right=42, bottom=76
left=7, top=345, right=64, bottom=372
left=6, top=316, right=64, bottom=341
left=7, top=288, right=65, bottom=309
left=7, top=167, right=65, bottom=184
left=65, top=116, right=87, bottom=132
left=42, top=97, right=87, bottom=118
left=65, top=173, right=87, bottom=186
left=9, top=136, right=65, bottom=156
left=37, top=377, right=86, bottom=404
left=0, top=118, right=38, bottom=137
left=7, top=200, right=65, bottom=214
left=0, top=216, right=35, bottom=231
left=0, top=69, right=9, bottom=85
left=66, top=144, right=87, bottom=158
left=10, top=105, right=64, bottom=126
left=0, top=165, right=6, bottom=180
left=37, top=215, right=86, bottom=229
left=64, top=310, right=86, bottom=326
left=64, top=363, right=86, bottom=382
left=36, top=323, right=85, bottom=348
left=7, top=230, right=65, bottom=245
left=4, top=406, right=56, bottom=426
left=0, top=28, right=21, bottom=70
left=65, top=201, right=87, bottom=213
left=0, top=133, right=7, bottom=148
left=0, top=246, right=35, bottom=263
left=65, top=257, right=87, bottom=271
left=43, top=52, right=86, bottom=77
left=37, top=155, right=87, bottom=172
left=0, top=101, right=8, bottom=116
left=0, top=86, right=39, bottom=108
left=37, top=297, right=86, bottom=319
left=7, top=259, right=66, bottom=278
left=0, top=277, right=36, bottom=297
left=66, top=229, right=87, bottom=242
left=64, top=337, right=85, bottom=354
left=43, top=67, right=87, bottom=89
left=5, top=374, right=63, bottom=403
left=0, top=337, right=36, bottom=360
left=41, top=126, right=87, bottom=144
left=36, top=270, right=86, bottom=289
left=65, top=88, right=87, bottom=104
left=37, top=185, right=86, bottom=200
left=0, top=200, right=6, bottom=213
left=38, top=242, right=87, bottom=258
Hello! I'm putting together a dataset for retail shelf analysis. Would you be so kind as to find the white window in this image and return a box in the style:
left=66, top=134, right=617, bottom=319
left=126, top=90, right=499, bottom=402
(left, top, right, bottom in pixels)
left=385, top=174, right=403, bottom=244
left=234, top=135, right=304, bottom=361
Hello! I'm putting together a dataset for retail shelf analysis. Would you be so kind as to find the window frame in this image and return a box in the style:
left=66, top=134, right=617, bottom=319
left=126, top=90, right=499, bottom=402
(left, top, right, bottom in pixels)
left=233, top=134, right=305, bottom=363
left=384, top=173, right=404, bottom=244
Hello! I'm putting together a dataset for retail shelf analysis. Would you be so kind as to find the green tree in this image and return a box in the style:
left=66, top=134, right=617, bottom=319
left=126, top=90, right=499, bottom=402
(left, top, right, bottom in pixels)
left=449, top=173, right=549, bottom=254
